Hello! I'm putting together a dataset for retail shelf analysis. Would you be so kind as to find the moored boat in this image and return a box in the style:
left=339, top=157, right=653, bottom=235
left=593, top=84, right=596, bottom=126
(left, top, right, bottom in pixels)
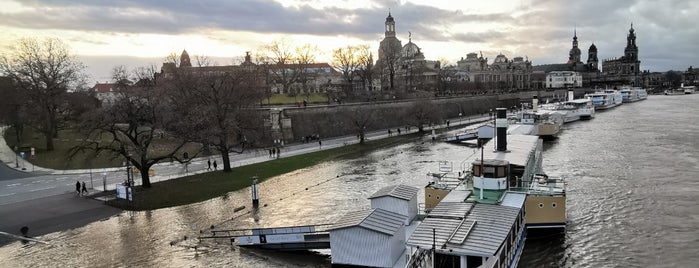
left=585, top=90, right=622, bottom=110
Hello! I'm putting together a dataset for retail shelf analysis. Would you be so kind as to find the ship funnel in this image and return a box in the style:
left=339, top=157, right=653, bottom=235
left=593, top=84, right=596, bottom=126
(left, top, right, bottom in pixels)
left=496, top=108, right=507, bottom=152
left=532, top=96, right=538, bottom=112
left=568, top=90, right=574, bottom=101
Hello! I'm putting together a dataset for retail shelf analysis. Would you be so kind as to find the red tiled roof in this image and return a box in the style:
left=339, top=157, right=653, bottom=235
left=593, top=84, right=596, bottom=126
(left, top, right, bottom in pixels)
left=92, top=83, right=114, bottom=93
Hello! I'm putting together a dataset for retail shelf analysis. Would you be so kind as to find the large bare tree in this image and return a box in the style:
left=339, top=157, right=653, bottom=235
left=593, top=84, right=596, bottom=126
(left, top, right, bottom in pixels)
left=295, top=43, right=318, bottom=96
left=379, top=43, right=401, bottom=91
left=341, top=106, right=376, bottom=144
left=72, top=65, right=191, bottom=188
left=405, top=99, right=441, bottom=133
left=332, top=45, right=361, bottom=93
left=356, top=45, right=374, bottom=91
left=0, top=38, right=87, bottom=151
left=164, top=63, right=265, bottom=172
left=261, top=38, right=298, bottom=95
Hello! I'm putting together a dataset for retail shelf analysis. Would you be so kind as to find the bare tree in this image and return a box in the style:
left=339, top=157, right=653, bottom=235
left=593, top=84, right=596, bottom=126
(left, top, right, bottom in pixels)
left=295, top=43, right=318, bottom=97
left=356, top=45, right=374, bottom=91
left=332, top=45, right=361, bottom=93
left=341, top=106, right=376, bottom=144
left=379, top=43, right=401, bottom=91
left=72, top=66, right=190, bottom=188
left=164, top=63, right=265, bottom=172
left=261, top=38, right=298, bottom=95
left=405, top=99, right=441, bottom=133
left=0, top=76, right=26, bottom=143
left=0, top=37, right=87, bottom=151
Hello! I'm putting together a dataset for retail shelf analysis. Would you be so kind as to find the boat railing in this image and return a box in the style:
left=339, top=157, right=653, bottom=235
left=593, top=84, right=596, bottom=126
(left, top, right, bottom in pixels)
left=405, top=248, right=433, bottom=268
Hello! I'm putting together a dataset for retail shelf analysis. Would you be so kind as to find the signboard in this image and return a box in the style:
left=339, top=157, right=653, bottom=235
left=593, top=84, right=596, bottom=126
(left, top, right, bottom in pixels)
left=265, top=233, right=305, bottom=244
left=116, top=184, right=133, bottom=201
left=237, top=235, right=261, bottom=245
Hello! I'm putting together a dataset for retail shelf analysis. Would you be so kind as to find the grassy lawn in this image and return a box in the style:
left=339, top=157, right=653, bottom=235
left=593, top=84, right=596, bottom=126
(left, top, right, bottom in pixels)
left=3, top=127, right=204, bottom=170
left=107, top=135, right=416, bottom=211
left=261, top=93, right=328, bottom=105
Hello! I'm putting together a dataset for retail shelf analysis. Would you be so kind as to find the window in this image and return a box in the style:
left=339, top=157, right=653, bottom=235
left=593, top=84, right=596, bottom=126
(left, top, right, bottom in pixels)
left=552, top=202, right=557, bottom=208
left=538, top=203, right=544, bottom=208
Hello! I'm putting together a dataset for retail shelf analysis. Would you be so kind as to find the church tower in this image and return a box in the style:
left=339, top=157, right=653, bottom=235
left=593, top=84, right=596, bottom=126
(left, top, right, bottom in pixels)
left=180, top=49, right=192, bottom=67
left=568, top=29, right=582, bottom=64
left=624, top=23, right=638, bottom=61
left=587, top=43, right=598, bottom=71
left=385, top=11, right=396, bottom=38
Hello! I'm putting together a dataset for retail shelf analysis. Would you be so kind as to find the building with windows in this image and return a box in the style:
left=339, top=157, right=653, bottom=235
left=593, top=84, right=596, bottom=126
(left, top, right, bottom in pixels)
left=454, top=52, right=532, bottom=91
left=546, top=71, right=582, bottom=89
left=376, top=12, right=440, bottom=92
left=599, top=24, right=642, bottom=86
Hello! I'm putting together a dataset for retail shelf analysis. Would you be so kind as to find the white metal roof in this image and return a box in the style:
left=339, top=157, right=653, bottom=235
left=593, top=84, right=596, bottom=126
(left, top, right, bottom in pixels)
left=473, top=134, right=539, bottom=167
left=429, top=202, right=474, bottom=219
left=368, top=185, right=419, bottom=201
left=329, top=208, right=406, bottom=236
left=407, top=203, right=521, bottom=257
left=500, top=192, right=527, bottom=208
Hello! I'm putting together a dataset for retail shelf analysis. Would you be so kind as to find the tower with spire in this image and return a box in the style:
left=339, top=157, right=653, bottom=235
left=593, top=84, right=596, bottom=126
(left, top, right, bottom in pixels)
left=180, top=49, right=192, bottom=67
left=568, top=29, right=582, bottom=65
left=624, top=23, right=638, bottom=61
left=587, top=43, right=598, bottom=71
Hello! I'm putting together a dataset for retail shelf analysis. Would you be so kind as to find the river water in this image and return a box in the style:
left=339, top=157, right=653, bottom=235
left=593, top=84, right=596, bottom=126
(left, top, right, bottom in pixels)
left=1, top=95, right=698, bottom=267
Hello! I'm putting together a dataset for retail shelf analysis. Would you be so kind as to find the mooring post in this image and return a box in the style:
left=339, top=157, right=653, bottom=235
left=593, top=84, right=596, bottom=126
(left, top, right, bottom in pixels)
left=251, top=176, right=259, bottom=207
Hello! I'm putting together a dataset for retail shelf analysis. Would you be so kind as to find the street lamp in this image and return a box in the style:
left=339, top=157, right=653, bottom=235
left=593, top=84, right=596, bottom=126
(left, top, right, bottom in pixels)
left=14, top=146, right=18, bottom=168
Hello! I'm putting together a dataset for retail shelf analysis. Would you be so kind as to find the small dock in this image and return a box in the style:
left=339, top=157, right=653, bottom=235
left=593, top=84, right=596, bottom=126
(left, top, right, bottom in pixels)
left=201, top=224, right=331, bottom=250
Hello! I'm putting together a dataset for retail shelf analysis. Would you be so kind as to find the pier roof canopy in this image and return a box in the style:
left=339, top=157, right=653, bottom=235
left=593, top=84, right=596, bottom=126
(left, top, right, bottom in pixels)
left=329, top=208, right=406, bottom=236
left=368, top=184, right=419, bottom=201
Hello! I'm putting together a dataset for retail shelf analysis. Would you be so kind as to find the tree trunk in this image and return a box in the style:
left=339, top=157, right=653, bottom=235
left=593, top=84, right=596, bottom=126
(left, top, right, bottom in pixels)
left=141, top=167, right=151, bottom=188
left=44, top=131, right=54, bottom=151
left=221, top=149, right=232, bottom=172
left=359, top=132, right=365, bottom=144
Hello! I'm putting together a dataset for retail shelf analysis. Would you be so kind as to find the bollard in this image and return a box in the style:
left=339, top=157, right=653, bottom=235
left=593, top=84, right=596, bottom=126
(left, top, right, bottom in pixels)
left=251, top=178, right=259, bottom=207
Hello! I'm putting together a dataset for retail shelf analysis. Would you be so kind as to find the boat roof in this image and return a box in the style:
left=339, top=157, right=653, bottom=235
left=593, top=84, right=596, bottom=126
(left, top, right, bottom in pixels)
left=328, top=208, right=406, bottom=235
left=368, top=184, right=419, bottom=201
left=474, top=134, right=540, bottom=167
left=566, top=98, right=591, bottom=104
left=406, top=203, right=521, bottom=257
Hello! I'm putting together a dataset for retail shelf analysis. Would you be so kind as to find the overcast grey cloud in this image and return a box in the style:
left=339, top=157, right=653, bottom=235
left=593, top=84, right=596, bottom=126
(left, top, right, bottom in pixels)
left=1, top=0, right=696, bottom=80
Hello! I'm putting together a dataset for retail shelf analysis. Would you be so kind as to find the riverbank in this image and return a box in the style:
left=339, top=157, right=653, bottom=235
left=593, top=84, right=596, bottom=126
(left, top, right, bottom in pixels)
left=107, top=134, right=417, bottom=210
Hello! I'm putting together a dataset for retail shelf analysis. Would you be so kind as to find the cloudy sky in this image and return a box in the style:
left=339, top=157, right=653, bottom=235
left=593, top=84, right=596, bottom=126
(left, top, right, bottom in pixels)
left=1, top=0, right=696, bottom=82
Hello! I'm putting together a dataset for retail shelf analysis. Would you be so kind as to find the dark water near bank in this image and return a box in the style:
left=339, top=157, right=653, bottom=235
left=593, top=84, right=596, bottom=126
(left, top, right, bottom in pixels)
left=1, top=95, right=698, bottom=267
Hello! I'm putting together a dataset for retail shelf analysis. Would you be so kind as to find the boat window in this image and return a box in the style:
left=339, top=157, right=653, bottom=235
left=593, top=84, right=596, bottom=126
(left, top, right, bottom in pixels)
left=538, top=203, right=544, bottom=208
left=552, top=202, right=557, bottom=208
left=497, top=166, right=506, bottom=177
left=472, top=165, right=480, bottom=176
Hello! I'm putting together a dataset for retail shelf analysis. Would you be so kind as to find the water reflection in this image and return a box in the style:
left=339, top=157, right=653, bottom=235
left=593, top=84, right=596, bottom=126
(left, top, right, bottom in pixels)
left=2, top=95, right=699, bottom=267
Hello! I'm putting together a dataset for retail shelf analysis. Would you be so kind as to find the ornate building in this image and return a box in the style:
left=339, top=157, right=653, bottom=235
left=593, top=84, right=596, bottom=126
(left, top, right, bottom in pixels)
left=376, top=12, right=440, bottom=92
left=454, top=52, right=532, bottom=90
left=602, top=24, right=640, bottom=77
left=532, top=30, right=601, bottom=87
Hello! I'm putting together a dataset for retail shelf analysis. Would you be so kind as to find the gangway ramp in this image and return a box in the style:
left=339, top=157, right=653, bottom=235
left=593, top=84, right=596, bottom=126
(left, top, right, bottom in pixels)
left=201, top=224, right=331, bottom=250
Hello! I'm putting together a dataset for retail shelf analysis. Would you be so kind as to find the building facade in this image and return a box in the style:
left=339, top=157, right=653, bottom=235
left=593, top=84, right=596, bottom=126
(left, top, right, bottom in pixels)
left=600, top=24, right=641, bottom=85
left=546, top=71, right=582, bottom=88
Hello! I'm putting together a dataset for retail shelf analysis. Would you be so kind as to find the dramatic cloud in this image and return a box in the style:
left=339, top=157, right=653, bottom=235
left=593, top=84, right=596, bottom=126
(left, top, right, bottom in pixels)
left=1, top=0, right=696, bottom=80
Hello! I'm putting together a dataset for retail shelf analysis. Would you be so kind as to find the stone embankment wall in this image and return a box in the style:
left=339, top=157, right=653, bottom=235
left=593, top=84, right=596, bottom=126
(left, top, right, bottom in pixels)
left=279, top=89, right=584, bottom=142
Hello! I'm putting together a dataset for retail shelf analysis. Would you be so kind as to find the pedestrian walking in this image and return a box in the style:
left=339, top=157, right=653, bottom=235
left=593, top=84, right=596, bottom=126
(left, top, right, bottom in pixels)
left=276, top=147, right=280, bottom=158
left=75, top=181, right=81, bottom=195
left=388, top=129, right=392, bottom=136
left=207, top=159, right=212, bottom=170
left=318, top=139, right=322, bottom=149
left=81, top=181, right=88, bottom=195
left=269, top=148, right=273, bottom=158
left=213, top=160, right=218, bottom=170
left=397, top=128, right=401, bottom=135
left=447, top=120, right=450, bottom=127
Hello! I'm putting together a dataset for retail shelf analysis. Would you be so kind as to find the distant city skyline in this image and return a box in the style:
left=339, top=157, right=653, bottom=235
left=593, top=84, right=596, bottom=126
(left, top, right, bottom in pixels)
left=1, top=0, right=696, bottom=82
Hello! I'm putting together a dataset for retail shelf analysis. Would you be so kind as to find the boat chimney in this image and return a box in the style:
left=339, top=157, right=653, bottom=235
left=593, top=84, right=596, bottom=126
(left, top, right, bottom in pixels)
left=496, top=108, right=507, bottom=152
left=568, top=90, right=574, bottom=101
left=532, top=96, right=538, bottom=112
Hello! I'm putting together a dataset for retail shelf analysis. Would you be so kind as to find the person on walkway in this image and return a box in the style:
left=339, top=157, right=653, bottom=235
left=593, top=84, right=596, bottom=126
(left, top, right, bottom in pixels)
left=276, top=148, right=280, bottom=158
left=397, top=128, right=401, bottom=135
left=388, top=129, right=392, bottom=136
left=269, top=148, right=273, bottom=158
left=81, top=181, right=88, bottom=195
left=207, top=159, right=212, bottom=171
left=75, top=181, right=81, bottom=195
left=447, top=120, right=450, bottom=127
left=213, top=160, right=218, bottom=170
left=318, top=140, right=322, bottom=149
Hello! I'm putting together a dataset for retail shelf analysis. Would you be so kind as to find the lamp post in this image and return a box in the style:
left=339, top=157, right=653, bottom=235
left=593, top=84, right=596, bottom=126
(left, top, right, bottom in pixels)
left=14, top=146, right=18, bottom=168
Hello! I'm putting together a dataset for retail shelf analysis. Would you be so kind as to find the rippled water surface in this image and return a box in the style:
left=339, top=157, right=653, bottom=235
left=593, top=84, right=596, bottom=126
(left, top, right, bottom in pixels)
left=1, top=95, right=698, bottom=267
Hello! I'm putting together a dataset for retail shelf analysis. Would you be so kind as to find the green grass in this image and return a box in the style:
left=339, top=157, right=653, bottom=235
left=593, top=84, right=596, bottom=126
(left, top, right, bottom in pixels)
left=261, top=93, right=328, bottom=105
left=107, top=135, right=415, bottom=210
left=3, top=127, right=204, bottom=170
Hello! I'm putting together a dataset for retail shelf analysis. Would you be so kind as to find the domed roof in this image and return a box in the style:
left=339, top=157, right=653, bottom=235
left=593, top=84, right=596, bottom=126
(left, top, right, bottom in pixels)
left=589, top=43, right=597, bottom=51
left=494, top=54, right=508, bottom=63
left=402, top=41, right=420, bottom=58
